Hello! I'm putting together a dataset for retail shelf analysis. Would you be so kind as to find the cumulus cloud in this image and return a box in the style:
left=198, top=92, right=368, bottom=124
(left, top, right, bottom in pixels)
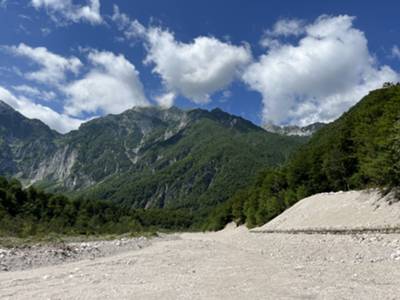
left=243, top=15, right=399, bottom=126
left=63, top=50, right=148, bottom=116
left=2, top=44, right=148, bottom=131
left=144, top=28, right=252, bottom=104
left=111, top=6, right=252, bottom=105
left=6, top=43, right=82, bottom=85
left=31, top=0, right=102, bottom=25
left=0, top=86, right=84, bottom=133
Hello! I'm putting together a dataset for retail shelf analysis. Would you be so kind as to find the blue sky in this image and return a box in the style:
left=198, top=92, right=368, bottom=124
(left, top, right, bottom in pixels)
left=0, top=0, right=399, bottom=133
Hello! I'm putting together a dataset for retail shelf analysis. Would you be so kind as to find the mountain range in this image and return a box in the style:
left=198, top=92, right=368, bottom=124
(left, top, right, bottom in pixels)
left=1, top=85, right=399, bottom=233
left=0, top=101, right=306, bottom=216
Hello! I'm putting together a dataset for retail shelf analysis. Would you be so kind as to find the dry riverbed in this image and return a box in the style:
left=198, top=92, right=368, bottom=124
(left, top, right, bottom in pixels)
left=1, top=225, right=400, bottom=299
left=0, top=234, right=174, bottom=272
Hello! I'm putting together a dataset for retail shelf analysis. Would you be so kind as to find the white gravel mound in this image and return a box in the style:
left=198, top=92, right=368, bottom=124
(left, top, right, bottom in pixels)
left=253, top=189, right=400, bottom=232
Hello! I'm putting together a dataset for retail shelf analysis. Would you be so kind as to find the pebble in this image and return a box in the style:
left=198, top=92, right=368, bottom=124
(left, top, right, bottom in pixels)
left=390, top=250, right=400, bottom=260
left=294, top=265, right=304, bottom=271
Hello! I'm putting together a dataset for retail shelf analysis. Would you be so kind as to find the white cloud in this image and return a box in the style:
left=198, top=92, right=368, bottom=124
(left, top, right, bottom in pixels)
left=31, top=0, right=102, bottom=25
left=243, top=15, right=399, bottom=126
left=260, top=18, right=305, bottom=49
left=392, top=45, right=400, bottom=59
left=155, top=92, right=175, bottom=108
left=7, top=43, right=82, bottom=85
left=12, top=84, right=56, bottom=101
left=2, top=44, right=148, bottom=131
left=111, top=6, right=252, bottom=106
left=259, top=37, right=281, bottom=49
left=144, top=27, right=252, bottom=104
left=111, top=5, right=130, bottom=29
left=63, top=50, right=149, bottom=116
left=111, top=4, right=145, bottom=39
left=268, top=18, right=305, bottom=37
left=0, top=86, right=84, bottom=133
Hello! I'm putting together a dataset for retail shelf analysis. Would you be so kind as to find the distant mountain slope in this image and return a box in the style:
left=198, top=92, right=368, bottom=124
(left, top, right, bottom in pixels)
left=206, top=85, right=400, bottom=229
left=0, top=103, right=306, bottom=216
left=263, top=122, right=325, bottom=136
left=0, top=101, right=60, bottom=178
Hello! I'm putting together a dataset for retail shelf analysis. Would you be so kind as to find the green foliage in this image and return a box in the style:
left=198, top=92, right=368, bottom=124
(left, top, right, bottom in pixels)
left=0, top=176, right=193, bottom=237
left=0, top=103, right=306, bottom=221
left=75, top=108, right=306, bottom=218
left=0, top=104, right=308, bottom=233
left=205, top=85, right=400, bottom=228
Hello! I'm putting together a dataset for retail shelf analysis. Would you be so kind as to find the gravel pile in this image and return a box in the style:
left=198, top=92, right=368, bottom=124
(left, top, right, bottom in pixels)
left=253, top=189, right=400, bottom=233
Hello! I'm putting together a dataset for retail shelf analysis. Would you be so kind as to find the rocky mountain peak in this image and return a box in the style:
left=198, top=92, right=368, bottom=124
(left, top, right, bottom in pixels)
left=263, top=122, right=326, bottom=136
left=0, top=103, right=306, bottom=211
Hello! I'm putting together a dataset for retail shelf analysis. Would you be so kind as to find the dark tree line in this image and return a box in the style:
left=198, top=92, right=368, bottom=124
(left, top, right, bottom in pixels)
left=0, top=177, right=193, bottom=237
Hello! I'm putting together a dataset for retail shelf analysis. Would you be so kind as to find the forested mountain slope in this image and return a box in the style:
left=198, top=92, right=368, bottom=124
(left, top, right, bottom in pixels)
left=0, top=103, right=306, bottom=219
left=206, top=85, right=400, bottom=229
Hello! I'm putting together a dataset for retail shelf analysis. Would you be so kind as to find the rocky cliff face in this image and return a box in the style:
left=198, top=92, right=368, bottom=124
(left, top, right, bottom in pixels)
left=0, top=101, right=306, bottom=210
left=263, top=122, right=326, bottom=136
left=0, top=101, right=60, bottom=183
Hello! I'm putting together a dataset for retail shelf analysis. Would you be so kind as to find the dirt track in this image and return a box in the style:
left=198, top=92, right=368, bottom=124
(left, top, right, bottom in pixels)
left=1, top=225, right=400, bottom=299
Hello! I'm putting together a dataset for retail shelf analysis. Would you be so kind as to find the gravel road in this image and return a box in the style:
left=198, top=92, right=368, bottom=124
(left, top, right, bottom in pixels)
left=1, top=225, right=400, bottom=299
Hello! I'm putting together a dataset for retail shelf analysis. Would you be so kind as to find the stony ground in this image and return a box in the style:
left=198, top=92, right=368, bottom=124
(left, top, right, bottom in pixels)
left=1, top=226, right=400, bottom=299
left=0, top=234, right=174, bottom=272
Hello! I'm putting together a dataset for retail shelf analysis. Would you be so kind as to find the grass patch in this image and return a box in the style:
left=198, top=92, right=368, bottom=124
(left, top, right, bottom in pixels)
left=0, top=231, right=160, bottom=249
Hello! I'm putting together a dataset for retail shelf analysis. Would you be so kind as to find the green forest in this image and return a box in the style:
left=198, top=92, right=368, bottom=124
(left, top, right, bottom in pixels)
left=1, top=85, right=399, bottom=237
left=0, top=102, right=305, bottom=237
left=0, top=176, right=193, bottom=237
left=205, top=85, right=400, bottom=230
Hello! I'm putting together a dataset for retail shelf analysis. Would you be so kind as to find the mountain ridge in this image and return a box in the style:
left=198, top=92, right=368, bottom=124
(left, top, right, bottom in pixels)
left=0, top=102, right=306, bottom=216
left=263, top=122, right=326, bottom=136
